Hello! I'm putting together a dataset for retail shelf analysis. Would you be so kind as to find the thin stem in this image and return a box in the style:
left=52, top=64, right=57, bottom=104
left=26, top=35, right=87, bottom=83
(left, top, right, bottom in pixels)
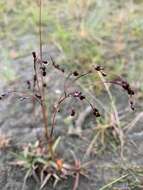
left=97, top=71, right=120, bottom=127
left=37, top=0, right=49, bottom=140
left=50, top=94, right=69, bottom=138
left=6, top=90, right=41, bottom=104
left=39, top=0, right=42, bottom=59
left=50, top=70, right=91, bottom=138
left=63, top=72, right=73, bottom=96
left=73, top=71, right=92, bottom=83
left=33, top=55, right=49, bottom=140
left=63, top=70, right=92, bottom=97
left=97, top=72, right=125, bottom=158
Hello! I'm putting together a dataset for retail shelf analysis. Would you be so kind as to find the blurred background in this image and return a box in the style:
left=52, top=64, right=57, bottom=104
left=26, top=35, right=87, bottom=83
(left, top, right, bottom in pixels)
left=0, top=0, right=143, bottom=96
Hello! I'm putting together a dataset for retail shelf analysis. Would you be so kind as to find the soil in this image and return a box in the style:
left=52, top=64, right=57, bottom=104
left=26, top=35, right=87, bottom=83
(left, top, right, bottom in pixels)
left=0, top=36, right=143, bottom=190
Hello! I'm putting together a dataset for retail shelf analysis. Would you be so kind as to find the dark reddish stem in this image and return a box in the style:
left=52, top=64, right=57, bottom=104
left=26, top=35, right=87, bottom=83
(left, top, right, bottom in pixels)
left=50, top=94, right=70, bottom=138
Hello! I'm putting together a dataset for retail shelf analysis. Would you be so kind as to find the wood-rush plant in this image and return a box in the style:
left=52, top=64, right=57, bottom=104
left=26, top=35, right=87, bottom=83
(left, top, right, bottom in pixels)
left=0, top=57, right=135, bottom=190
left=0, top=1, right=136, bottom=189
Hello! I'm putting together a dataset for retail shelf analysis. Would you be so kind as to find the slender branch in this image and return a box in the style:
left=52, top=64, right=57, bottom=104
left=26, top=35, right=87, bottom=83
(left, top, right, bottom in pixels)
left=39, top=0, right=42, bottom=59
left=4, top=90, right=41, bottom=104
left=50, top=94, right=69, bottom=138
left=97, top=71, right=120, bottom=127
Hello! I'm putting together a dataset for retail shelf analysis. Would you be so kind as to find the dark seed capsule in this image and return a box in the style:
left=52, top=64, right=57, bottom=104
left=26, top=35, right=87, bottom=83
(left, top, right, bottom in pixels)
left=43, top=83, right=47, bottom=87
left=128, top=89, right=135, bottom=95
left=55, top=64, right=60, bottom=69
left=101, top=71, right=107, bottom=77
left=34, top=75, right=37, bottom=82
left=42, top=71, right=46, bottom=76
left=26, top=80, right=30, bottom=85
left=79, top=95, right=85, bottom=100
left=71, top=109, right=75, bottom=116
left=35, top=94, right=41, bottom=99
left=122, top=81, right=129, bottom=89
left=1, top=93, right=6, bottom=97
left=95, top=66, right=104, bottom=71
left=26, top=80, right=31, bottom=89
left=93, top=108, right=100, bottom=117
left=73, top=71, right=79, bottom=76
left=32, top=52, right=36, bottom=58
left=130, top=101, right=135, bottom=111
left=61, top=68, right=65, bottom=73
left=43, top=61, right=48, bottom=64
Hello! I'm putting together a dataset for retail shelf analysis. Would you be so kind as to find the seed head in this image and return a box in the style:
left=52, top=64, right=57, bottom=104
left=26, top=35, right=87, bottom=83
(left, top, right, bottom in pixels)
left=73, top=71, right=79, bottom=76
left=26, top=80, right=31, bottom=89
left=32, top=51, right=36, bottom=59
left=42, top=60, right=48, bottom=64
left=95, top=66, right=104, bottom=71
left=79, top=95, right=86, bottom=100
left=70, top=109, right=75, bottom=116
left=42, top=71, right=46, bottom=76
left=93, top=108, right=101, bottom=117
left=43, top=83, right=47, bottom=88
